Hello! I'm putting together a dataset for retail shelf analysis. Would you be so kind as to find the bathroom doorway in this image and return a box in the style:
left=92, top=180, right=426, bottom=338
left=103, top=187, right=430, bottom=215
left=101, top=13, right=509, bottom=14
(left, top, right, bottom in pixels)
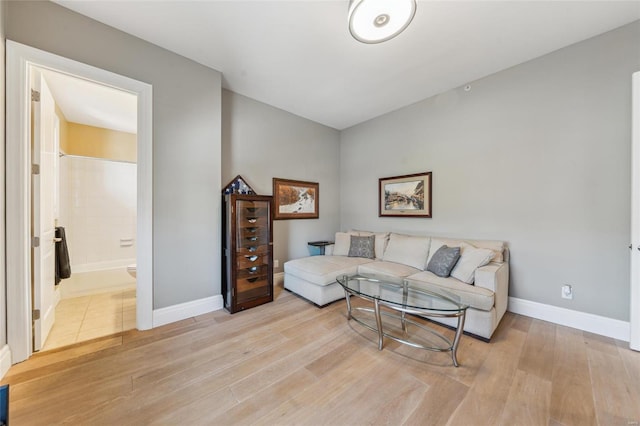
left=6, top=41, right=153, bottom=364
left=33, top=67, right=139, bottom=351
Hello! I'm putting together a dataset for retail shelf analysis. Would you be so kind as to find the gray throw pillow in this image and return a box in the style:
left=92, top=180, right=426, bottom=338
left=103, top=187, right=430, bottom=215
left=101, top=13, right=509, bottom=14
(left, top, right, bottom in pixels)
left=348, top=235, right=375, bottom=259
left=426, top=245, right=461, bottom=278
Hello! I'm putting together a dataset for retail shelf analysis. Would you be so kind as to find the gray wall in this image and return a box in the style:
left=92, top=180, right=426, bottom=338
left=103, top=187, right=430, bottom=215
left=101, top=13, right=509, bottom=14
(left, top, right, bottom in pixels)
left=0, top=0, right=6, bottom=347
left=6, top=2, right=637, bottom=324
left=6, top=1, right=222, bottom=308
left=222, top=90, right=340, bottom=271
left=340, top=21, right=640, bottom=322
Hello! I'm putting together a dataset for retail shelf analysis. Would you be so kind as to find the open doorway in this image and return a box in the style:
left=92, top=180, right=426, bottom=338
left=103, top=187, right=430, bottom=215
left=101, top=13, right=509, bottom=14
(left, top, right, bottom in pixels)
left=6, top=41, right=153, bottom=363
left=33, top=67, right=139, bottom=351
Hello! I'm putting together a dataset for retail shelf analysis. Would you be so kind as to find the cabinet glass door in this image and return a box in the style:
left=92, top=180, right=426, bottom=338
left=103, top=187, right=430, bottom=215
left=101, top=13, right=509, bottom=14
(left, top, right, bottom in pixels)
left=236, top=200, right=271, bottom=303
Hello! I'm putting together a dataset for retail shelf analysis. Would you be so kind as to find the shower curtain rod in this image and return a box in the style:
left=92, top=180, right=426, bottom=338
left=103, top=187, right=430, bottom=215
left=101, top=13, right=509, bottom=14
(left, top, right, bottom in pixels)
left=59, top=152, right=136, bottom=165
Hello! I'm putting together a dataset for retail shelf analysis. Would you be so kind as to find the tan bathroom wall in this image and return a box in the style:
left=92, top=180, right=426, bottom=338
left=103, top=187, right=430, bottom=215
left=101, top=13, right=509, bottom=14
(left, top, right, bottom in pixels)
left=66, top=122, right=137, bottom=163
left=54, top=103, right=70, bottom=153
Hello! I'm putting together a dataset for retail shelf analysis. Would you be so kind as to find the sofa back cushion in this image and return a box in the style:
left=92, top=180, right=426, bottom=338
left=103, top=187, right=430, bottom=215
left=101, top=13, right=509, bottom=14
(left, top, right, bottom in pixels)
left=333, top=232, right=355, bottom=256
left=450, top=242, right=495, bottom=284
left=426, top=245, right=461, bottom=277
left=426, top=238, right=448, bottom=266
left=464, top=240, right=505, bottom=263
left=427, top=237, right=505, bottom=263
left=352, top=230, right=390, bottom=259
left=382, top=233, right=431, bottom=270
left=348, top=235, right=375, bottom=259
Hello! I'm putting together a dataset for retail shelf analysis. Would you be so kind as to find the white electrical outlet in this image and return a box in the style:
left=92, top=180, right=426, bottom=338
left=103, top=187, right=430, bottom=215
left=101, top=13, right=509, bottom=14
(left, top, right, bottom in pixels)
left=561, top=284, right=573, bottom=300
left=274, top=259, right=279, bottom=268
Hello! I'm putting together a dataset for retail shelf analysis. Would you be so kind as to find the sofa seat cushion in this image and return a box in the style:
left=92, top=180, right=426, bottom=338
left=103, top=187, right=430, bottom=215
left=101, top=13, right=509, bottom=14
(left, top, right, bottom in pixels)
left=285, top=256, right=374, bottom=286
left=357, top=260, right=421, bottom=283
left=406, top=271, right=495, bottom=311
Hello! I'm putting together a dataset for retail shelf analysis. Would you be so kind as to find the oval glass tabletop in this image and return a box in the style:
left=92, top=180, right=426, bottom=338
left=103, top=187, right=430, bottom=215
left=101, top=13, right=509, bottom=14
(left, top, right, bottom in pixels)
left=336, top=274, right=468, bottom=312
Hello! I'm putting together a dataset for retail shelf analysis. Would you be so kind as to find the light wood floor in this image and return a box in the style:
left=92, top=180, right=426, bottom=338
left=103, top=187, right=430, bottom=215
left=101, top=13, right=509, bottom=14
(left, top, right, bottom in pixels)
left=3, top=281, right=639, bottom=425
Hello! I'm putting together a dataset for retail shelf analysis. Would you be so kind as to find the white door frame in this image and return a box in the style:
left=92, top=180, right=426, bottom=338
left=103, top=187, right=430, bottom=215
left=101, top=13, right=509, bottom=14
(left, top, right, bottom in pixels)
left=6, top=40, right=154, bottom=363
left=632, top=71, right=640, bottom=351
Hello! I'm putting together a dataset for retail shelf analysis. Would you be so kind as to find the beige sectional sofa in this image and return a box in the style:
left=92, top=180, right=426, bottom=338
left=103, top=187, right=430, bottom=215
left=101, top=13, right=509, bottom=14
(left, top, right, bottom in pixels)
left=284, top=231, right=509, bottom=340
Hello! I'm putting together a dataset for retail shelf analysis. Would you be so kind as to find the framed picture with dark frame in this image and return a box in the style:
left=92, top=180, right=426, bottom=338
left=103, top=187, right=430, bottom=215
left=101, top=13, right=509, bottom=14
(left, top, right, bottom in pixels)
left=273, top=178, right=319, bottom=220
left=379, top=172, right=432, bottom=218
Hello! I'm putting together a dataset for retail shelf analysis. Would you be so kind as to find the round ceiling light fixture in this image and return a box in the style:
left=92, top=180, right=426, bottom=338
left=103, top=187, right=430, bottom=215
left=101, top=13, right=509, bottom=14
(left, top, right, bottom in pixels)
left=348, top=0, right=417, bottom=44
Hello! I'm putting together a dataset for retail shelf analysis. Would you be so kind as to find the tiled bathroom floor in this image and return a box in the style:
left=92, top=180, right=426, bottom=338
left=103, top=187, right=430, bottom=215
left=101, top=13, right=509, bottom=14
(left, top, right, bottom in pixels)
left=42, top=288, right=137, bottom=352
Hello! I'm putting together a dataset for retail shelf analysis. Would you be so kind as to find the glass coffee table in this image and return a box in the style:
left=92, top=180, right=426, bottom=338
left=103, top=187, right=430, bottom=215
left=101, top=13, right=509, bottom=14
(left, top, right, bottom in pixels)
left=336, top=274, right=468, bottom=367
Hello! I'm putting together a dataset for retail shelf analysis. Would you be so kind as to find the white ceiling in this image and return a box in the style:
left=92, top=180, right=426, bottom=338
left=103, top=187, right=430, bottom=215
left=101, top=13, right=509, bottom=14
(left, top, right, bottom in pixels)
left=54, top=0, right=640, bottom=130
left=40, top=68, right=138, bottom=134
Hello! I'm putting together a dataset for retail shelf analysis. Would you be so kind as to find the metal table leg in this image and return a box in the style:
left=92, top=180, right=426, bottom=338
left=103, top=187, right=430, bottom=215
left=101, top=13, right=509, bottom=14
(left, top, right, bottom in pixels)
left=374, top=298, right=384, bottom=350
left=451, top=310, right=466, bottom=367
left=401, top=280, right=408, bottom=334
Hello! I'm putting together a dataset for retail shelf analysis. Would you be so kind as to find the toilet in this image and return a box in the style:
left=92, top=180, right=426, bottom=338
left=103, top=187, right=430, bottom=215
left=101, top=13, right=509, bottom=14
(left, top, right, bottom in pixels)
left=127, top=264, right=137, bottom=278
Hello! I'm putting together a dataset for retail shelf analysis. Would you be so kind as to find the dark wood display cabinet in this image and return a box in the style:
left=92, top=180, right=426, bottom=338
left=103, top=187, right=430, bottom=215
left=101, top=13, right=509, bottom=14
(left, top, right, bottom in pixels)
left=222, top=193, right=274, bottom=313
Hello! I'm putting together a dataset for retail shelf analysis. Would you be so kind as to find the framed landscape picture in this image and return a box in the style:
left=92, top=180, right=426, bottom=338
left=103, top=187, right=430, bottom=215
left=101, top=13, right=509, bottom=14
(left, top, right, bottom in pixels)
left=379, top=172, right=432, bottom=218
left=273, top=178, right=319, bottom=220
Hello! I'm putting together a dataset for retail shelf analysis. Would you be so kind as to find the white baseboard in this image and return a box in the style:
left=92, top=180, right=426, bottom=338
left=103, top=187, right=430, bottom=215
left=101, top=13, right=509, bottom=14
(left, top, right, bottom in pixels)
left=508, top=297, right=630, bottom=342
left=0, top=345, right=12, bottom=380
left=62, top=283, right=137, bottom=299
left=60, top=268, right=136, bottom=299
left=152, top=295, right=224, bottom=328
left=72, top=258, right=137, bottom=274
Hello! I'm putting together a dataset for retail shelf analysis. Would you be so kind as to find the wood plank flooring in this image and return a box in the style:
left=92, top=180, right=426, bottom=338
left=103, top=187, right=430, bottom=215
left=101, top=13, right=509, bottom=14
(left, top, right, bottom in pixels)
left=2, top=280, right=639, bottom=425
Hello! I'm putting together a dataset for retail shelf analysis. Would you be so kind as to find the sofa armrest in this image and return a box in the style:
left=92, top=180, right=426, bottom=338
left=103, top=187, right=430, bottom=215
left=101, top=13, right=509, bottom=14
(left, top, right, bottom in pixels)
left=476, top=262, right=509, bottom=321
left=475, top=263, right=501, bottom=292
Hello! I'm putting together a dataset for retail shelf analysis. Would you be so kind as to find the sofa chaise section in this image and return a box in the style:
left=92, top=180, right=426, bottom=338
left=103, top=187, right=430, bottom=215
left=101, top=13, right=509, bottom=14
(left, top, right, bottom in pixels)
left=284, top=255, right=374, bottom=306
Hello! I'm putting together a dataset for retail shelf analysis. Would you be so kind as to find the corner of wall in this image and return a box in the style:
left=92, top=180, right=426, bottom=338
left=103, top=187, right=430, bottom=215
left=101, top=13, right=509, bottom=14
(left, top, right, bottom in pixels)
left=152, top=295, right=223, bottom=328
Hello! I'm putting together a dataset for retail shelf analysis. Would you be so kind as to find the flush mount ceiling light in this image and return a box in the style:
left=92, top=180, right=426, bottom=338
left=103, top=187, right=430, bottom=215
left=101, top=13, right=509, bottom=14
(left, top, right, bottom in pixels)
left=348, top=0, right=417, bottom=44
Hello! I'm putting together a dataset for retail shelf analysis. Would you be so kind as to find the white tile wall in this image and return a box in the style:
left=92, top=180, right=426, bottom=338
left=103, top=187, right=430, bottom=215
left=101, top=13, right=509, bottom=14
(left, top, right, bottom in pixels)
left=60, top=156, right=136, bottom=271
